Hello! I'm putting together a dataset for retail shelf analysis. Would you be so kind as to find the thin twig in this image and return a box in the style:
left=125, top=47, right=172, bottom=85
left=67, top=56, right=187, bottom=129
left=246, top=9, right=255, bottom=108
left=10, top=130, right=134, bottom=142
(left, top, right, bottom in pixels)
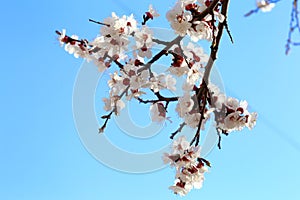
left=99, top=86, right=130, bottom=132
left=55, top=30, right=85, bottom=43
left=153, top=38, right=170, bottom=45
left=89, top=19, right=110, bottom=26
left=217, top=131, right=222, bottom=149
left=99, top=110, right=114, bottom=133
left=286, top=0, right=300, bottom=54
left=224, top=20, right=234, bottom=44
left=170, top=122, right=186, bottom=139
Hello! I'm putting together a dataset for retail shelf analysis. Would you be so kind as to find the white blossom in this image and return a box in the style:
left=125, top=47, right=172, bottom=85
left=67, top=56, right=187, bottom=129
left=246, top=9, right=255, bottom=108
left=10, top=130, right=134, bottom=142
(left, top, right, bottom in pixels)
left=168, top=47, right=190, bottom=76
left=222, top=112, right=246, bottom=131
left=163, top=152, right=181, bottom=165
left=64, top=35, right=78, bottom=54
left=188, top=21, right=213, bottom=42
left=165, top=74, right=177, bottom=91
left=135, top=26, right=154, bottom=47
left=102, top=96, right=125, bottom=115
left=168, top=65, right=190, bottom=77
left=186, top=67, right=203, bottom=85
left=182, top=81, right=194, bottom=92
left=148, top=73, right=177, bottom=92
left=58, top=29, right=66, bottom=46
left=184, top=113, right=201, bottom=128
left=134, top=26, right=155, bottom=59
left=147, top=4, right=160, bottom=19
left=247, top=112, right=258, bottom=130
left=172, top=136, right=190, bottom=154
left=181, top=0, right=197, bottom=6
left=121, top=63, right=148, bottom=90
left=169, top=180, right=192, bottom=196
left=183, top=42, right=209, bottom=64
left=100, top=12, right=119, bottom=36
left=225, top=97, right=240, bottom=110
left=176, top=93, right=195, bottom=117
left=166, top=2, right=192, bottom=36
left=257, top=0, right=275, bottom=12
left=208, top=83, right=225, bottom=111
left=150, top=102, right=166, bottom=123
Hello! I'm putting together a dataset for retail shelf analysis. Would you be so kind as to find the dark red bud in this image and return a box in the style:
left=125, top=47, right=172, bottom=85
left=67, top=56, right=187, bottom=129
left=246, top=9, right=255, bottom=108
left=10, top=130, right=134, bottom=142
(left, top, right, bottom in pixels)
left=112, top=54, right=119, bottom=60
left=123, top=78, right=130, bottom=85
left=176, top=181, right=185, bottom=188
left=128, top=70, right=136, bottom=77
left=105, top=61, right=111, bottom=68
left=134, top=59, right=144, bottom=66
left=145, top=12, right=153, bottom=20
left=205, top=0, right=211, bottom=7
left=237, top=107, right=244, bottom=114
left=141, top=44, right=148, bottom=52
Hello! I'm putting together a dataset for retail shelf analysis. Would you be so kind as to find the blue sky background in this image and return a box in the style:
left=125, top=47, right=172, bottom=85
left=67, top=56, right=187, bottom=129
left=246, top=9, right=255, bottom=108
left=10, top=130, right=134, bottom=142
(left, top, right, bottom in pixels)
left=1, top=0, right=300, bottom=199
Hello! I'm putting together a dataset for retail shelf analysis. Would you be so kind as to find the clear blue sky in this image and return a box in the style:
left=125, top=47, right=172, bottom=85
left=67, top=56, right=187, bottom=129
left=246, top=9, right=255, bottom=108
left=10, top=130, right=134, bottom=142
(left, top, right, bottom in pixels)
left=1, top=0, right=300, bottom=199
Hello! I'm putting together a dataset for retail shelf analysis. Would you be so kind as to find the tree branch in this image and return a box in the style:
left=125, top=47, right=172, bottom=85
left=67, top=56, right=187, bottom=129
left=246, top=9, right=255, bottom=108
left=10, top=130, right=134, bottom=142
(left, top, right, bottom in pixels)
left=137, top=35, right=183, bottom=73
left=137, top=95, right=178, bottom=104
left=203, top=0, right=230, bottom=85
left=190, top=0, right=231, bottom=147
left=99, top=85, right=130, bottom=133
left=190, top=89, right=208, bottom=146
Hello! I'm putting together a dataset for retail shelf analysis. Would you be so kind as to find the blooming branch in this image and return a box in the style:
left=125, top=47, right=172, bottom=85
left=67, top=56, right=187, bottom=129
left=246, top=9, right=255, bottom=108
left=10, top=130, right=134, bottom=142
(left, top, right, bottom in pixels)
left=56, top=0, right=258, bottom=197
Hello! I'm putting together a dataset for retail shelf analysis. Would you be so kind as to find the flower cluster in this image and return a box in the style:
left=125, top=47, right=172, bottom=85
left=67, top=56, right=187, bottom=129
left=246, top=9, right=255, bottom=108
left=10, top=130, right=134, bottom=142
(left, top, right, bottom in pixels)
left=208, top=84, right=257, bottom=134
left=257, top=0, right=275, bottom=12
left=134, top=26, right=155, bottom=59
left=175, top=92, right=213, bottom=129
left=57, top=29, right=89, bottom=59
left=163, top=136, right=209, bottom=196
left=104, top=58, right=178, bottom=114
left=57, top=5, right=159, bottom=72
left=150, top=102, right=167, bottom=123
left=166, top=0, right=225, bottom=41
left=168, top=42, right=208, bottom=78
